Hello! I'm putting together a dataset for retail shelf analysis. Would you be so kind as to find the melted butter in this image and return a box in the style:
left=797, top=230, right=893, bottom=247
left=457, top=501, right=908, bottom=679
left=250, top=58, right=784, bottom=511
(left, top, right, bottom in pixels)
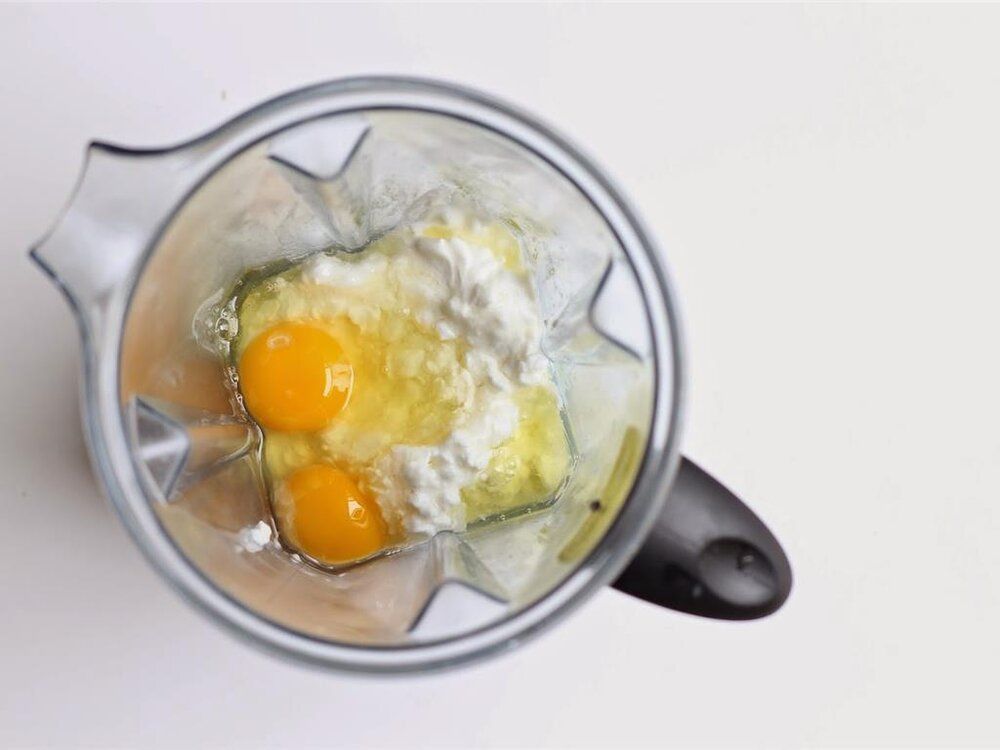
left=462, top=385, right=572, bottom=522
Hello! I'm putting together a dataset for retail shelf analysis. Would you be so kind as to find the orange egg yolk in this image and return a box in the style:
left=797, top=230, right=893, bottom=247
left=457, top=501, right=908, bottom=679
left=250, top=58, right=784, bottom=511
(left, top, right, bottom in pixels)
left=280, top=464, right=387, bottom=564
left=238, top=321, right=353, bottom=432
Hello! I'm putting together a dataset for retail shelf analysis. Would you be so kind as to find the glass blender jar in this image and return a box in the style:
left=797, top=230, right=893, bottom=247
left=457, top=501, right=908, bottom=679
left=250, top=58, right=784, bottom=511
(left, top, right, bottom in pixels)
left=31, top=77, right=791, bottom=672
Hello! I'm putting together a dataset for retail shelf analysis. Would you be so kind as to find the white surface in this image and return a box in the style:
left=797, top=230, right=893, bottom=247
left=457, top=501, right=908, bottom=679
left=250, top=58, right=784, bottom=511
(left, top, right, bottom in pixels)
left=2, top=4, right=1000, bottom=748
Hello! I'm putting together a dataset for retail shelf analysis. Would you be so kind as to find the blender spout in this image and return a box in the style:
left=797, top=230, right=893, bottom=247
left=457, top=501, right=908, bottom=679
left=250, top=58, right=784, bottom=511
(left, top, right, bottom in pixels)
left=28, top=142, right=195, bottom=323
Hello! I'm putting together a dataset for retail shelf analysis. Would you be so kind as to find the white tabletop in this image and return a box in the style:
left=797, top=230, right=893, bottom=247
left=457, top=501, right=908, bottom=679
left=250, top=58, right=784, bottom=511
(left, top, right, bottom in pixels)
left=3, top=4, right=1000, bottom=748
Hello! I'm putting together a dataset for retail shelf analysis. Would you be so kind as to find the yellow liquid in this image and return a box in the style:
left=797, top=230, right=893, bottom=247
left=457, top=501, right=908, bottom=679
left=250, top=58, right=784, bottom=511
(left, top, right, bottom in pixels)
left=462, top=385, right=570, bottom=522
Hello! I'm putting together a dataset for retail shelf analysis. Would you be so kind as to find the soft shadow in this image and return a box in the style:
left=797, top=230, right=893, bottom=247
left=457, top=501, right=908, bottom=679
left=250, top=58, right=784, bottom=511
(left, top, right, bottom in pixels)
left=12, top=279, right=106, bottom=515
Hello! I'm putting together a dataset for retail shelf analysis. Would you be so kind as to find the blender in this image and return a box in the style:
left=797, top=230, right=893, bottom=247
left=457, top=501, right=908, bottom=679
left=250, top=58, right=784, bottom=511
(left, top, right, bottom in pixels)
left=31, top=77, right=791, bottom=672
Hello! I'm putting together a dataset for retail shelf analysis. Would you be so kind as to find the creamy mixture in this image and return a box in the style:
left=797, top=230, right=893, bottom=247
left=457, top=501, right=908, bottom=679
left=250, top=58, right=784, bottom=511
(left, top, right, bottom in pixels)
left=232, top=212, right=570, bottom=564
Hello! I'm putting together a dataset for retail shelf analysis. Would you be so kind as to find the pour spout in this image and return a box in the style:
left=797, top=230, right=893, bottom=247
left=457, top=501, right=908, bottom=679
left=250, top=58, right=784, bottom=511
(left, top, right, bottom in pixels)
left=29, top=142, right=197, bottom=322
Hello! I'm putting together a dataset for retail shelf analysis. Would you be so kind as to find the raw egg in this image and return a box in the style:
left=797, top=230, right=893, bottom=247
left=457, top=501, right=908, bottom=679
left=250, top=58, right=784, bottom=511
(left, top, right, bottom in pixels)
left=239, top=321, right=353, bottom=432
left=278, top=463, right=387, bottom=564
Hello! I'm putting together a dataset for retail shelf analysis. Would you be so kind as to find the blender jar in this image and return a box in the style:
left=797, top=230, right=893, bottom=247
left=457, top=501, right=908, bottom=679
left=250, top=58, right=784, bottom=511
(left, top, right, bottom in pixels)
left=31, top=77, right=791, bottom=672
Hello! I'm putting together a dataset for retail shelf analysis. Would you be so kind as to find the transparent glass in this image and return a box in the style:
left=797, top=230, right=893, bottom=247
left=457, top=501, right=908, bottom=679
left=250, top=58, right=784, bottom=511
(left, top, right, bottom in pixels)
left=30, top=78, right=684, bottom=672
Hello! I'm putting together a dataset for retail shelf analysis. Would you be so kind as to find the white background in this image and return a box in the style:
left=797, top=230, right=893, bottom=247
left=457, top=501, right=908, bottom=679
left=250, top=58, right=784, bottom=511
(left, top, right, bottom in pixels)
left=2, top=3, right=999, bottom=748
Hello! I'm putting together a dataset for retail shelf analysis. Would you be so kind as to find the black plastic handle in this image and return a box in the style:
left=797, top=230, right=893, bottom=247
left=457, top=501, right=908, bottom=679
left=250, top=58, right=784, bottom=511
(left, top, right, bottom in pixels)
left=612, top=457, right=792, bottom=620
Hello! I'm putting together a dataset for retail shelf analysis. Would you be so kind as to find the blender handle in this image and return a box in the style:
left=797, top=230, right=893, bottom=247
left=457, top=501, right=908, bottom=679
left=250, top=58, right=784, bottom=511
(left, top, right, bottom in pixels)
left=612, top=457, right=792, bottom=620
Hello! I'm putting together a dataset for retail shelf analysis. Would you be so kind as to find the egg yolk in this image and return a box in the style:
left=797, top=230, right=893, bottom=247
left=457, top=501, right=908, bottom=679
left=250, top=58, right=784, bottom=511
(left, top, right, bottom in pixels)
left=280, top=463, right=387, bottom=564
left=239, top=321, right=353, bottom=432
